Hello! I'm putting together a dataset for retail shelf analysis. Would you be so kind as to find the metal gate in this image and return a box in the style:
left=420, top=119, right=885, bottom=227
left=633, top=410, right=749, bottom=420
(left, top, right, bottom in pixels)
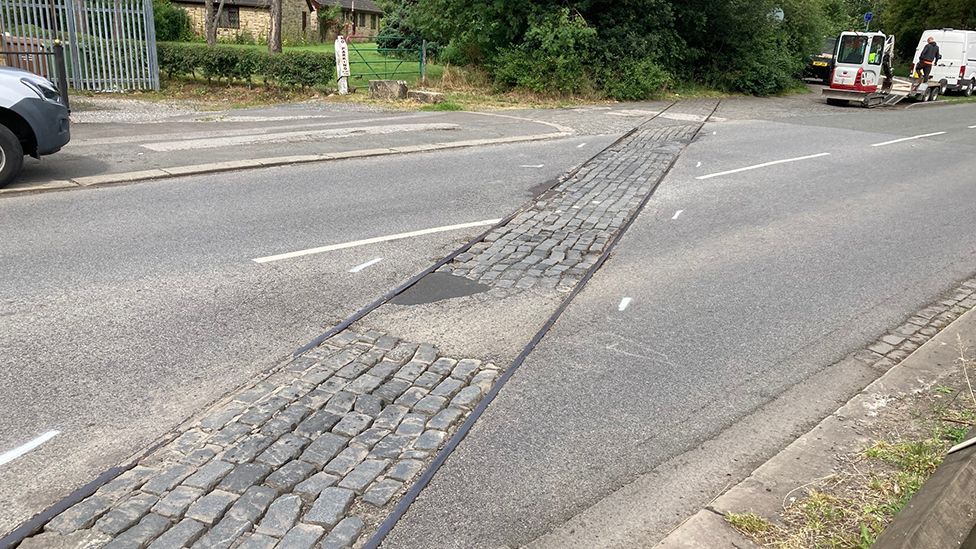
left=0, top=0, right=159, bottom=91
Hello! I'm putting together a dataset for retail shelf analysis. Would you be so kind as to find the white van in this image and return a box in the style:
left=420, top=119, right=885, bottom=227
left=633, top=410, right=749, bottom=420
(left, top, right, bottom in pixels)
left=912, top=29, right=976, bottom=95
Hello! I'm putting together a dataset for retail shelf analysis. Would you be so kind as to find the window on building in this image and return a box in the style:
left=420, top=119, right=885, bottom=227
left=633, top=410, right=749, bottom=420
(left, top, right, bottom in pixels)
left=358, top=12, right=366, bottom=28
left=217, top=5, right=240, bottom=29
left=302, top=11, right=308, bottom=33
left=370, top=14, right=377, bottom=30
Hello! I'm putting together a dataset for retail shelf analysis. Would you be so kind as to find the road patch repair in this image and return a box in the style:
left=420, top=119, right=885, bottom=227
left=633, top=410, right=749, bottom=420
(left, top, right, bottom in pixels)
left=5, top=100, right=721, bottom=548
left=654, top=279, right=976, bottom=548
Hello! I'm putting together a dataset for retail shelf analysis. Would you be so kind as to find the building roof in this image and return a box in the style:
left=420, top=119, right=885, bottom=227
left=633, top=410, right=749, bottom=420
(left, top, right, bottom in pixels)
left=172, top=0, right=274, bottom=8
left=309, top=0, right=383, bottom=14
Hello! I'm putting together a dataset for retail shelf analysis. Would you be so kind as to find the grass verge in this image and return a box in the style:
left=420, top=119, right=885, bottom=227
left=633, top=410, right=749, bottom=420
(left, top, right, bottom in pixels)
left=726, top=342, right=976, bottom=548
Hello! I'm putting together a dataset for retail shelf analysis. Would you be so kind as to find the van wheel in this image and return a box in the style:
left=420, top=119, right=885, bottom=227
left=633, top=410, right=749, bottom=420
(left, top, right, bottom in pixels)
left=966, top=80, right=975, bottom=97
left=0, top=125, right=24, bottom=188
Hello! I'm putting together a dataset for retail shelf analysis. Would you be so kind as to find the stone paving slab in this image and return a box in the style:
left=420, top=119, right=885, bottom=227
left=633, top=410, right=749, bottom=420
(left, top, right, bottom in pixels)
left=16, top=101, right=720, bottom=548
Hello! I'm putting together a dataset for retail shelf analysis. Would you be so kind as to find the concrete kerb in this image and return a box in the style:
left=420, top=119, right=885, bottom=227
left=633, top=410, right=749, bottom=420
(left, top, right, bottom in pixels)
left=0, top=132, right=572, bottom=197
left=655, top=305, right=976, bottom=549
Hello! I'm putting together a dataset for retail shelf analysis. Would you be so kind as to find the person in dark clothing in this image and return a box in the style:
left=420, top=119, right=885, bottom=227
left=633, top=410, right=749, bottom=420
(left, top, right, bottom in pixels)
left=916, top=36, right=941, bottom=81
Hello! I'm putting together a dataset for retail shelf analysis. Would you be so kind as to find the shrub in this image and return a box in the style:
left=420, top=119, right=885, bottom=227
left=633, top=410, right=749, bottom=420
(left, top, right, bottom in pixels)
left=152, top=0, right=193, bottom=42
left=157, top=43, right=336, bottom=88
left=600, top=58, right=672, bottom=101
left=490, top=9, right=597, bottom=95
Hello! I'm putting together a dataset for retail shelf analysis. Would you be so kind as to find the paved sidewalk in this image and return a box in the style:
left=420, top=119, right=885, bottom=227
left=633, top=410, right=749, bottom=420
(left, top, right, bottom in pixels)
left=14, top=101, right=718, bottom=548
left=6, top=100, right=675, bottom=195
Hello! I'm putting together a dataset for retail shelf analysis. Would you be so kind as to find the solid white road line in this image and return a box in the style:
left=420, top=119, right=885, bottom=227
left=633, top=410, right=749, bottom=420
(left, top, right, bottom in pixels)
left=253, top=219, right=502, bottom=264
left=520, top=164, right=545, bottom=168
left=969, top=125, right=976, bottom=129
left=672, top=210, right=684, bottom=220
left=0, top=431, right=59, bottom=466
left=618, top=297, right=633, bottom=311
left=349, top=257, right=383, bottom=273
left=696, top=153, right=831, bottom=180
left=871, top=131, right=946, bottom=147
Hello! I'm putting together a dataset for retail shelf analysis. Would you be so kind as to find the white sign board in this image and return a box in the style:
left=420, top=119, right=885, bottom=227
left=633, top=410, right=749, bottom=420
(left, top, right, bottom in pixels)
left=335, top=36, right=350, bottom=94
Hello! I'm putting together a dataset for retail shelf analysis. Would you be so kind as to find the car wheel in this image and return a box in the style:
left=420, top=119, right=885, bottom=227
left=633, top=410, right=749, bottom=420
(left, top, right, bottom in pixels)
left=0, top=124, right=24, bottom=188
left=930, top=87, right=940, bottom=101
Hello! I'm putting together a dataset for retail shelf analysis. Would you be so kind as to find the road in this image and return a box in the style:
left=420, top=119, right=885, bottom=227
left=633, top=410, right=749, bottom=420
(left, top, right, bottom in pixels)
left=0, top=134, right=613, bottom=533
left=382, top=102, right=976, bottom=547
left=3, top=93, right=976, bottom=546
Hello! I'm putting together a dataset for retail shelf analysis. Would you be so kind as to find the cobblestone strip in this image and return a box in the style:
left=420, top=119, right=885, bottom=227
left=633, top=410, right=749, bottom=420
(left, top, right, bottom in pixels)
left=852, top=278, right=976, bottom=372
left=18, top=104, right=724, bottom=549
left=20, top=330, right=500, bottom=549
left=437, top=118, right=701, bottom=292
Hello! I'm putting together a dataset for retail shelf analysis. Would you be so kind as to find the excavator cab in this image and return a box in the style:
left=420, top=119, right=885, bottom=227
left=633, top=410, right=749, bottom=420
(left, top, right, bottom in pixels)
left=829, top=31, right=892, bottom=93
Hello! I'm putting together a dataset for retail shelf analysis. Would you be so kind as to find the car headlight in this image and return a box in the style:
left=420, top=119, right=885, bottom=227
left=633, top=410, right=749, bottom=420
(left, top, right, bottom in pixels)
left=20, top=78, right=61, bottom=103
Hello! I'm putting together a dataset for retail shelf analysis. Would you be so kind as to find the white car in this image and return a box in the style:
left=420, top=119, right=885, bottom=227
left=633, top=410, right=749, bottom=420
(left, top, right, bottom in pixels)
left=0, top=66, right=70, bottom=187
left=912, top=29, right=976, bottom=96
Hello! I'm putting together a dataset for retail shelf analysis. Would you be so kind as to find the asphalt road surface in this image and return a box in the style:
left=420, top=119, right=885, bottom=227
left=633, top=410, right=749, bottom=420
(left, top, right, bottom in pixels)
left=383, top=102, right=976, bottom=547
left=0, top=134, right=613, bottom=533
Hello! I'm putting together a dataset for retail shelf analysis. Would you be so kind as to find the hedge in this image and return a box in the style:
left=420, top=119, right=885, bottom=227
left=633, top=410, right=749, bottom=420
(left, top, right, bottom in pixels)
left=157, top=42, right=336, bottom=88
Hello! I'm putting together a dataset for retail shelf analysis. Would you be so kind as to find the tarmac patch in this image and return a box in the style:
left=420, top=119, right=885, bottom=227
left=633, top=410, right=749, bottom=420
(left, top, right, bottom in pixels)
left=391, top=272, right=490, bottom=305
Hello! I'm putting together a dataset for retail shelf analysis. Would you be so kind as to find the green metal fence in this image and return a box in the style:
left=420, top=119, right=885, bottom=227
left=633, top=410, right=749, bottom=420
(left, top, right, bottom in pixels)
left=345, top=36, right=425, bottom=83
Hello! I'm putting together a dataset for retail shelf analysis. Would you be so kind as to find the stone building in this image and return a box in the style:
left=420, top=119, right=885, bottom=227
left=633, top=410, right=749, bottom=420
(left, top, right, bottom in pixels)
left=172, top=0, right=383, bottom=43
left=309, top=0, right=384, bottom=41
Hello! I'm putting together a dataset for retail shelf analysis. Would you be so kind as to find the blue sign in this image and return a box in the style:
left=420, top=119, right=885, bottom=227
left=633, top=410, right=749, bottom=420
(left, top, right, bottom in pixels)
left=864, top=12, right=873, bottom=22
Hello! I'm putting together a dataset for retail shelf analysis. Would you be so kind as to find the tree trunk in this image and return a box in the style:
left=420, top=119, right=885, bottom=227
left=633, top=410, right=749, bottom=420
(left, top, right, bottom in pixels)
left=204, top=0, right=226, bottom=46
left=268, top=0, right=283, bottom=53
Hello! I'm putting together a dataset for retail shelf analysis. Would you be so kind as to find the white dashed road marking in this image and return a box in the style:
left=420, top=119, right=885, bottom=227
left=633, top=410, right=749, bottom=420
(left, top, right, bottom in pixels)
left=696, top=153, right=830, bottom=180
left=520, top=164, right=545, bottom=168
left=618, top=298, right=633, bottom=311
left=0, top=431, right=59, bottom=467
left=672, top=210, right=684, bottom=220
left=253, top=219, right=501, bottom=263
left=349, top=258, right=383, bottom=273
left=871, top=131, right=946, bottom=147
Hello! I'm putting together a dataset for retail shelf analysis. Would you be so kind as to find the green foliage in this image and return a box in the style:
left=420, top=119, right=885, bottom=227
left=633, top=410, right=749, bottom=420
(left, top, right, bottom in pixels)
left=886, top=0, right=976, bottom=59
left=317, top=3, right=344, bottom=32
left=600, top=57, right=672, bottom=100
left=152, top=0, right=193, bottom=42
left=156, top=42, right=336, bottom=88
left=490, top=9, right=597, bottom=95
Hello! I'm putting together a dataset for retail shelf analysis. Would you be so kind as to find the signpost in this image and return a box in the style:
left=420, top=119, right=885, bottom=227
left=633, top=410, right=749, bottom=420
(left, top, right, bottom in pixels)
left=335, top=36, right=351, bottom=95
left=864, top=12, right=873, bottom=32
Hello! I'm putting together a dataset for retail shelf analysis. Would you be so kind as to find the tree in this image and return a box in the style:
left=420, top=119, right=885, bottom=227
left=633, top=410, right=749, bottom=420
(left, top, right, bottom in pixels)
left=886, top=0, right=976, bottom=58
left=153, top=0, right=193, bottom=42
left=269, top=0, right=283, bottom=53
left=204, top=0, right=227, bottom=46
